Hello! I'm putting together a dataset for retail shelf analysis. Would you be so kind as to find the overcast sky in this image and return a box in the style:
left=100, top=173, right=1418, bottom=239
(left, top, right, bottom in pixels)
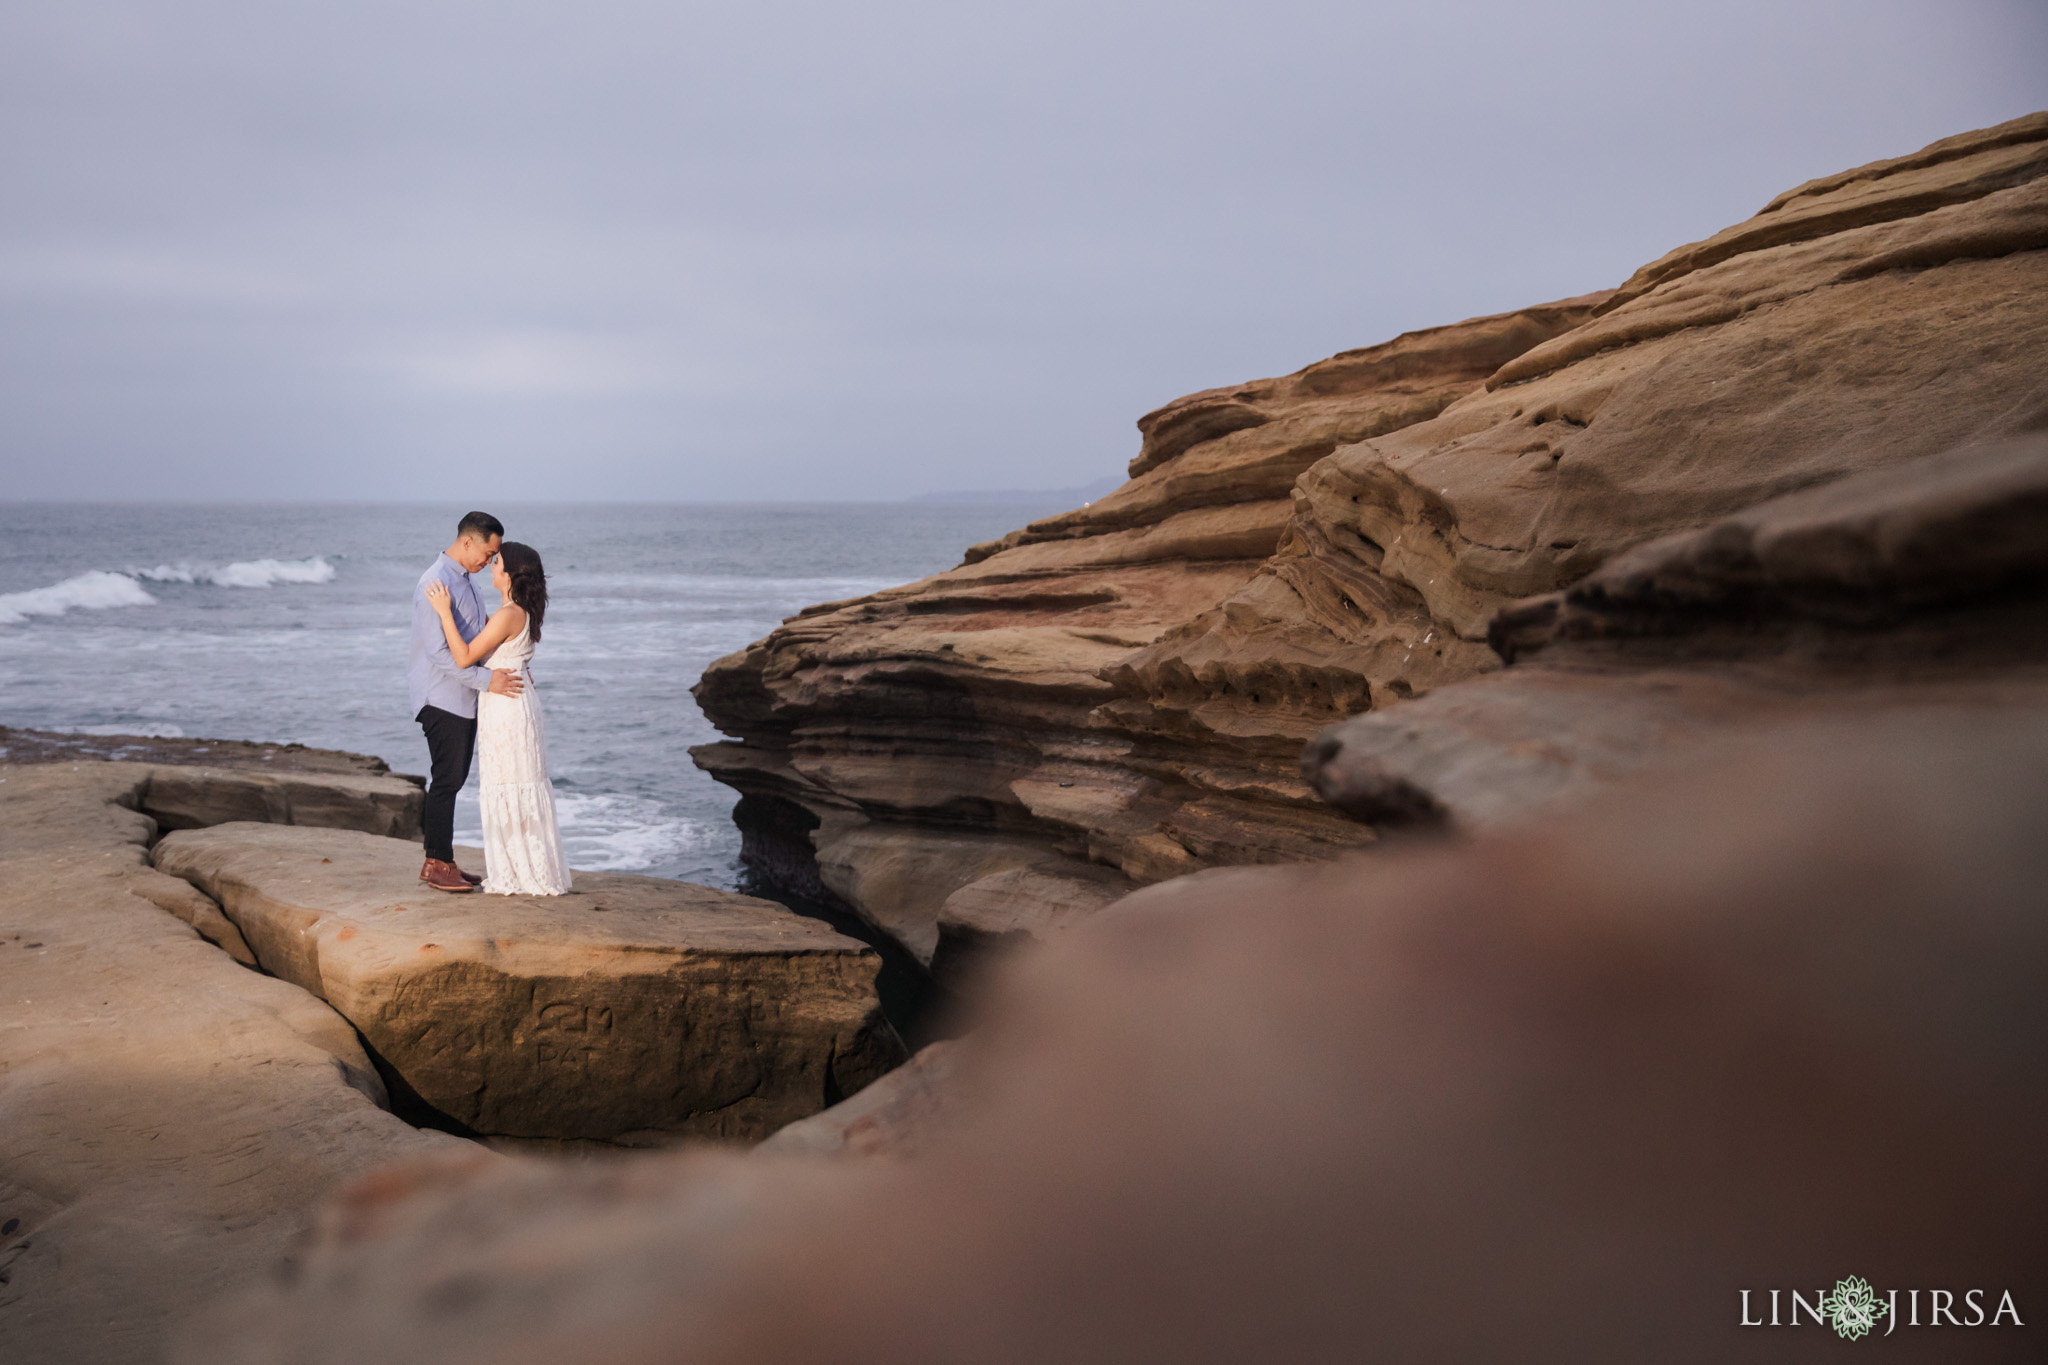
left=1, top=1, right=2043, bottom=502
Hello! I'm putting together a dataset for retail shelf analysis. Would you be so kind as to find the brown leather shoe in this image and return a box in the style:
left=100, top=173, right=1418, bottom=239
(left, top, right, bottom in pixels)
left=457, top=867, right=484, bottom=886
left=419, top=858, right=476, bottom=893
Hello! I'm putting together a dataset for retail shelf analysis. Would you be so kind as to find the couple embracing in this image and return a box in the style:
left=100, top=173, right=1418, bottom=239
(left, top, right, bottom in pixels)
left=407, top=510, right=570, bottom=896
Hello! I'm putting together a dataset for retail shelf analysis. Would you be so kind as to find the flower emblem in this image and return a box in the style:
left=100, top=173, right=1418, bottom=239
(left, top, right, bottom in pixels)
left=1819, top=1275, right=1888, bottom=1340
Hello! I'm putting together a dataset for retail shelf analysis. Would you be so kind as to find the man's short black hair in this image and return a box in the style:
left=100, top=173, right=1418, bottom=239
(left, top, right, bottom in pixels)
left=457, top=511, right=505, bottom=542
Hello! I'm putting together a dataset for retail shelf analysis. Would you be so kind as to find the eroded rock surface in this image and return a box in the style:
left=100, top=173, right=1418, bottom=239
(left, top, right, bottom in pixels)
left=177, top=713, right=2047, bottom=1365
left=153, top=824, right=907, bottom=1143
left=1306, top=434, right=2048, bottom=831
left=0, top=763, right=465, bottom=1365
left=693, top=113, right=2048, bottom=964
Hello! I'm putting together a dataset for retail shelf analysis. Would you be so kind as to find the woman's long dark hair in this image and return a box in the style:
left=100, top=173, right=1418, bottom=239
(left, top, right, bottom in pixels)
left=499, top=541, right=548, bottom=643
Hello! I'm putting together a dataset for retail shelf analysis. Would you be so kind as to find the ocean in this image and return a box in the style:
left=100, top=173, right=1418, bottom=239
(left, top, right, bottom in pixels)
left=0, top=501, right=1058, bottom=890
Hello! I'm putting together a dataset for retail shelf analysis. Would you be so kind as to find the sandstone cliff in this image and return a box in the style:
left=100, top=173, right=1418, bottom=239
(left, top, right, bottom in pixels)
left=693, top=112, right=2048, bottom=969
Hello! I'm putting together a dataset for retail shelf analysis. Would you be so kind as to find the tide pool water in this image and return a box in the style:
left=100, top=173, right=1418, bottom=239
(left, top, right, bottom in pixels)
left=0, top=502, right=1057, bottom=888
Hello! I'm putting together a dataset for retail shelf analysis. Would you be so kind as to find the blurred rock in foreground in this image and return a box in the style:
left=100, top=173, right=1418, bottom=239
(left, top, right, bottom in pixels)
left=753, top=1038, right=963, bottom=1159
left=181, top=711, right=2046, bottom=1364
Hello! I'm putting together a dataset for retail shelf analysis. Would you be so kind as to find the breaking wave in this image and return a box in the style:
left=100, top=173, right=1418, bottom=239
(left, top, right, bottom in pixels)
left=0, top=557, right=338, bottom=626
left=134, top=556, right=337, bottom=588
left=0, top=571, right=157, bottom=626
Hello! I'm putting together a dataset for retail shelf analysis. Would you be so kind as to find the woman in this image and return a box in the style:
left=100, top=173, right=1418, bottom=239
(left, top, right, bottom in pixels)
left=423, top=542, right=571, bottom=895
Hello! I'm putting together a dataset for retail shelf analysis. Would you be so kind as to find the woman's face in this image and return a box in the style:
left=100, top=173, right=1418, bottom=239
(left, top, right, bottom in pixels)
left=491, top=558, right=512, bottom=596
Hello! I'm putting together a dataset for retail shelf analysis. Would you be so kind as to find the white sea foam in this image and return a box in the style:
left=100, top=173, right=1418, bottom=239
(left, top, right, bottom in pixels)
left=557, top=792, right=717, bottom=872
left=52, top=722, right=188, bottom=738
left=453, top=789, right=713, bottom=873
left=0, top=570, right=157, bottom=626
left=134, top=556, right=337, bottom=588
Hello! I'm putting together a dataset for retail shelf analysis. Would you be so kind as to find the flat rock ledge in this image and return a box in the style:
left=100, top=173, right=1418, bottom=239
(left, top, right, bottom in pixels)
left=153, top=824, right=908, bottom=1144
left=0, top=727, right=425, bottom=841
left=139, top=765, right=422, bottom=841
left=0, top=726, right=417, bottom=780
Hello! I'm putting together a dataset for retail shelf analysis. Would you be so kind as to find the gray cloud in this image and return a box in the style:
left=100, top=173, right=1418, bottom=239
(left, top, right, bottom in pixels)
left=2, top=0, right=2044, bottom=500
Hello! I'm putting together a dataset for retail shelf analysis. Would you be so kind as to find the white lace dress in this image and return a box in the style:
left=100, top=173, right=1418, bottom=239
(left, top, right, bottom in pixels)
left=476, top=620, right=572, bottom=894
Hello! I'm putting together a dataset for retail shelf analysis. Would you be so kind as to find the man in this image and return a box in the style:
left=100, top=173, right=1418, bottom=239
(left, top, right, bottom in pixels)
left=409, top=511, right=524, bottom=893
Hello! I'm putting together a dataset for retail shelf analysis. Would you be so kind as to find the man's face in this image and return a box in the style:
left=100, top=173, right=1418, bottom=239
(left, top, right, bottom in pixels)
left=457, top=533, right=502, bottom=574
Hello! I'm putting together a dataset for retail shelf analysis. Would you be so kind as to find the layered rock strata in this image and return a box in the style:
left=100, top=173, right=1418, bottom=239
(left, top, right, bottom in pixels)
left=693, top=112, right=2048, bottom=966
left=0, top=763, right=466, bottom=1365
left=178, top=711, right=2048, bottom=1365
left=692, top=298, right=1612, bottom=961
left=153, top=824, right=907, bottom=1143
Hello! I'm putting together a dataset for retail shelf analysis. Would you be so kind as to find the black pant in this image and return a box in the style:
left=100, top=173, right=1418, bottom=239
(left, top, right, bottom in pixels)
left=417, top=704, right=478, bottom=863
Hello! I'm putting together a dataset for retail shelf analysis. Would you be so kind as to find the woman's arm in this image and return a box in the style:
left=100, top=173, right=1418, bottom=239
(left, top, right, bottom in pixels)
left=424, top=582, right=525, bottom=667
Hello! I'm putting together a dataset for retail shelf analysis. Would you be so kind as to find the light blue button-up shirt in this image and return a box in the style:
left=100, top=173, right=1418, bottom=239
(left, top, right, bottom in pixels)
left=408, top=553, right=494, bottom=719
